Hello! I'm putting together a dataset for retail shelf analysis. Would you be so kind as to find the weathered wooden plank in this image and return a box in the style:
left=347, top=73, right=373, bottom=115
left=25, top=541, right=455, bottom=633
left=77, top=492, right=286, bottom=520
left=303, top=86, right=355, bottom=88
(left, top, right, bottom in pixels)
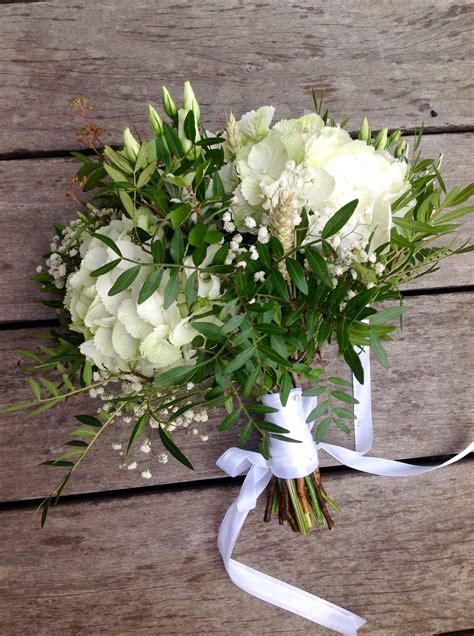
left=0, top=462, right=472, bottom=634
left=0, top=134, right=472, bottom=325
left=1, top=293, right=472, bottom=503
left=0, top=1, right=473, bottom=154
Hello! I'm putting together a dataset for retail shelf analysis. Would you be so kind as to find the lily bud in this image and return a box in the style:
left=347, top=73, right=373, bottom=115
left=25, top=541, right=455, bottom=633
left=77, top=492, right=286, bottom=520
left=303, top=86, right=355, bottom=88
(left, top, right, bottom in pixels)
left=148, top=104, right=164, bottom=135
left=358, top=117, right=371, bottom=144
left=395, top=139, right=407, bottom=158
left=374, top=127, right=388, bottom=150
left=123, top=127, right=140, bottom=161
left=177, top=109, right=194, bottom=155
left=182, top=80, right=201, bottom=122
left=387, top=129, right=402, bottom=149
left=162, top=86, right=178, bottom=120
left=177, top=108, right=201, bottom=160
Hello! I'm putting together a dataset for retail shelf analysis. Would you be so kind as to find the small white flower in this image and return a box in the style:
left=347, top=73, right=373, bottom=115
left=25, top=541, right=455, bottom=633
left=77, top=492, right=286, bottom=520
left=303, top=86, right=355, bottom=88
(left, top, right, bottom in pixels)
left=249, top=245, right=259, bottom=261
left=236, top=260, right=247, bottom=269
left=186, top=382, right=195, bottom=390
left=141, top=469, right=152, bottom=479
left=244, top=216, right=257, bottom=229
left=127, top=461, right=137, bottom=470
left=89, top=388, right=98, bottom=398
left=254, top=271, right=266, bottom=282
left=257, top=226, right=270, bottom=244
left=158, top=453, right=168, bottom=464
left=192, top=427, right=199, bottom=435
left=200, top=434, right=209, bottom=442
left=140, top=440, right=151, bottom=454
left=35, top=265, right=43, bottom=273
left=224, top=221, right=236, bottom=232
left=375, top=262, right=385, bottom=275
left=111, top=442, right=122, bottom=451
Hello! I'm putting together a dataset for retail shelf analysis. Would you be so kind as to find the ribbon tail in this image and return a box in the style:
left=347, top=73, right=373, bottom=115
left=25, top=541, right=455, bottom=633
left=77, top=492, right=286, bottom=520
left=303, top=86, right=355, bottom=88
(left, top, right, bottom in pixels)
left=318, top=441, right=474, bottom=477
left=217, top=460, right=366, bottom=635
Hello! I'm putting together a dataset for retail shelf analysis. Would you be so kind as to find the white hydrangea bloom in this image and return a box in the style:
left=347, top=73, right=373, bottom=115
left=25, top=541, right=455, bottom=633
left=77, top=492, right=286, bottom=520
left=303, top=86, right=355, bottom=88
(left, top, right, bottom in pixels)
left=229, top=110, right=409, bottom=264
left=64, top=215, right=221, bottom=375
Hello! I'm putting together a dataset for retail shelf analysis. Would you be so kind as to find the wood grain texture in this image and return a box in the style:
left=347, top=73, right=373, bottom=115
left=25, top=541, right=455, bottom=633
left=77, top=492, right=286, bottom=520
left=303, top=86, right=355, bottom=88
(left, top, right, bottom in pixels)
left=0, top=462, right=472, bottom=634
left=1, top=293, right=472, bottom=502
left=0, top=1, right=473, bottom=154
left=0, top=134, right=472, bottom=325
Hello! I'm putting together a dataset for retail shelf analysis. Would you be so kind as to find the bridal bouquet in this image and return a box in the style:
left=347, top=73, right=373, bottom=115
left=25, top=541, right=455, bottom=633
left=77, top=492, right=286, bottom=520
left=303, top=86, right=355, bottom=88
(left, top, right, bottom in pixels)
left=8, top=82, right=472, bottom=525
left=6, top=82, right=473, bottom=631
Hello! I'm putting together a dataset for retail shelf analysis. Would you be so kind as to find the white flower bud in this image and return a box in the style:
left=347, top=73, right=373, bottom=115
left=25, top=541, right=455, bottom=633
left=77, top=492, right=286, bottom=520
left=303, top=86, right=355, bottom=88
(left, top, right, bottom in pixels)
left=147, top=104, right=164, bottom=135
left=162, top=86, right=178, bottom=119
left=182, top=80, right=201, bottom=122
left=123, top=127, right=140, bottom=161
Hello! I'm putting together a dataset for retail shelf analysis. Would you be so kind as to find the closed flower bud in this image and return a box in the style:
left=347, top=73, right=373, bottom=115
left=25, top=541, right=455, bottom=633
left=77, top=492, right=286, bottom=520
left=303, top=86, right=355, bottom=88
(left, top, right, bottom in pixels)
left=177, top=108, right=201, bottom=160
left=395, top=139, right=407, bottom=158
left=358, top=117, right=371, bottom=144
left=374, top=127, right=388, bottom=150
left=147, top=104, right=163, bottom=136
left=387, top=129, right=402, bottom=149
left=123, top=127, right=140, bottom=161
left=182, top=80, right=201, bottom=122
left=162, top=86, right=178, bottom=120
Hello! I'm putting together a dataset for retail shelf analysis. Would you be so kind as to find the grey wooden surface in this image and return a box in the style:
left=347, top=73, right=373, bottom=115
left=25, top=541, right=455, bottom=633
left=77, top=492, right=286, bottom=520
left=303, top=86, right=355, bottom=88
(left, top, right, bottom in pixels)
left=0, top=1, right=473, bottom=634
left=0, top=464, right=472, bottom=635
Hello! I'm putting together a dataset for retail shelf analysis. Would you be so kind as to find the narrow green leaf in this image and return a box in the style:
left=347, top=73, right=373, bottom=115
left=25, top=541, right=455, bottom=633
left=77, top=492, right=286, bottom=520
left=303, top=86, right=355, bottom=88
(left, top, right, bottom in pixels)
left=108, top=265, right=141, bottom=296
left=219, top=408, right=242, bottom=432
left=151, top=239, right=165, bottom=263
left=238, top=419, right=253, bottom=444
left=90, top=258, right=121, bottom=278
left=163, top=123, right=182, bottom=157
left=306, top=400, right=330, bottom=422
left=370, top=306, right=406, bottom=325
left=328, top=376, right=352, bottom=387
left=225, top=348, right=255, bottom=375
left=305, top=247, right=331, bottom=285
left=188, top=224, right=208, bottom=247
left=170, top=228, right=185, bottom=263
left=279, top=372, right=292, bottom=407
left=315, top=416, right=332, bottom=443
left=138, top=269, right=163, bottom=304
left=286, top=257, right=308, bottom=294
left=343, top=347, right=364, bottom=384
left=92, top=233, right=122, bottom=257
left=127, top=413, right=148, bottom=452
left=192, top=321, right=222, bottom=340
left=270, top=433, right=302, bottom=443
left=259, top=421, right=290, bottom=434
left=75, top=414, right=102, bottom=428
left=185, top=272, right=197, bottom=310
left=246, top=404, right=280, bottom=414
left=154, top=366, right=195, bottom=388
left=331, top=390, right=358, bottom=405
left=220, top=314, right=245, bottom=335
left=136, top=160, right=157, bottom=188
left=321, top=199, right=358, bottom=239
left=82, top=360, right=93, bottom=386
left=369, top=330, right=389, bottom=368
left=302, top=386, right=325, bottom=397
left=28, top=379, right=41, bottom=401
left=270, top=269, right=290, bottom=301
left=158, top=425, right=194, bottom=470
left=333, top=406, right=356, bottom=420
left=119, top=190, right=135, bottom=218
left=39, top=377, right=60, bottom=397
left=259, top=344, right=290, bottom=367
left=163, top=270, right=180, bottom=309
left=170, top=204, right=192, bottom=229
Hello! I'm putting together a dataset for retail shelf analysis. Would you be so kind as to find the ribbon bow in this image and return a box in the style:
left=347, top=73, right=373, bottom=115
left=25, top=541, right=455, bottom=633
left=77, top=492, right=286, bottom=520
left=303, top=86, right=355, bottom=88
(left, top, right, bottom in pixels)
left=216, top=349, right=473, bottom=635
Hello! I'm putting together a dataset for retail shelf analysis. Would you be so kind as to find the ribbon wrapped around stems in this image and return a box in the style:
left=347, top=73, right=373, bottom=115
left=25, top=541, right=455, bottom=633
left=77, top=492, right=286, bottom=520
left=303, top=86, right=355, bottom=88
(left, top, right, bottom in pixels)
left=216, top=349, right=473, bottom=635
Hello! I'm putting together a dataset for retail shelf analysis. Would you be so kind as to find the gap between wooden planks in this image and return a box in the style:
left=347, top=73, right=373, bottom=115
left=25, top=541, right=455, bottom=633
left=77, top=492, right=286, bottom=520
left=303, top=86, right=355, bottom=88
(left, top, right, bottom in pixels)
left=0, top=132, right=472, bottom=325
left=1, top=292, right=472, bottom=503
left=0, top=0, right=473, bottom=154
left=0, top=462, right=472, bottom=634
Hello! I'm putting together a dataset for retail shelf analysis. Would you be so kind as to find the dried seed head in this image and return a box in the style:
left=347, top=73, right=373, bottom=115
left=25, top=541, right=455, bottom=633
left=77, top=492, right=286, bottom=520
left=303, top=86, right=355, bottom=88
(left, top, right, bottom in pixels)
left=268, top=188, right=295, bottom=279
left=226, top=112, right=242, bottom=158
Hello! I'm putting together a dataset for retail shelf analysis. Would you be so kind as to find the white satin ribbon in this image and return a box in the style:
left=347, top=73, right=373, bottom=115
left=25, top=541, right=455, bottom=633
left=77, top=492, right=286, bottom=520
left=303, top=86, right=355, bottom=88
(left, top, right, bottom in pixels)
left=216, top=350, right=473, bottom=635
